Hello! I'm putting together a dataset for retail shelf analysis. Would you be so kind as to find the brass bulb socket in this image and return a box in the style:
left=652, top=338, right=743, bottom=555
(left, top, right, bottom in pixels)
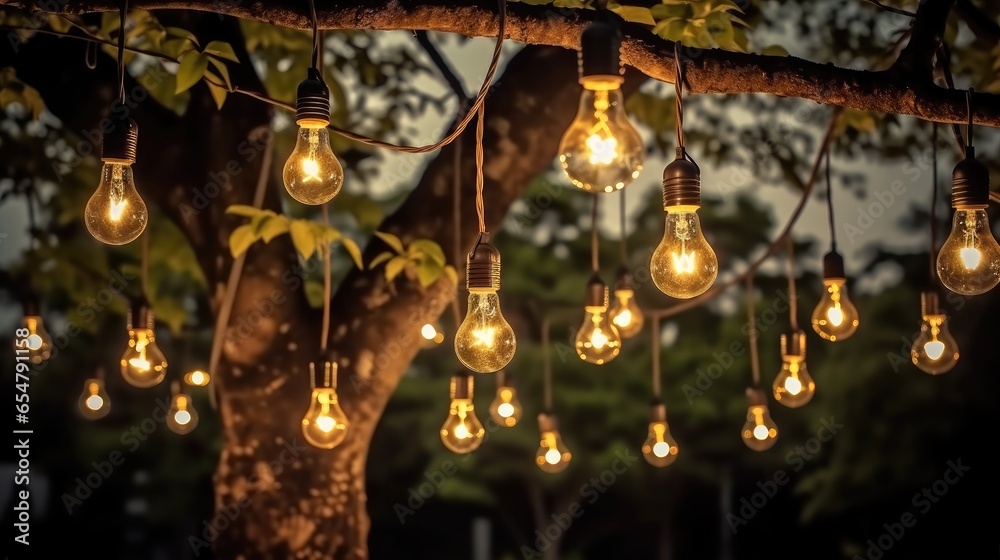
left=649, top=402, right=667, bottom=423
left=451, top=371, right=472, bottom=400
left=780, top=330, right=807, bottom=360
left=662, top=147, right=701, bottom=209
left=310, top=359, right=338, bottom=390
left=538, top=411, right=559, bottom=433
left=21, top=292, right=41, bottom=317
left=466, top=239, right=502, bottom=290
left=296, top=68, right=332, bottom=125
left=951, top=146, right=990, bottom=210
left=586, top=273, right=609, bottom=308
left=921, top=291, right=941, bottom=317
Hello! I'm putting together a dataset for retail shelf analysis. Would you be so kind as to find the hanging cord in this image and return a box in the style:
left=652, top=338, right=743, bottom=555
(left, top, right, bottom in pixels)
left=965, top=89, right=974, bottom=148
left=929, top=122, right=939, bottom=281
left=25, top=188, right=37, bottom=251
left=590, top=194, right=600, bottom=272
left=785, top=235, right=798, bottom=330
left=320, top=204, right=332, bottom=352
left=474, top=100, right=487, bottom=233
left=825, top=150, right=837, bottom=252
left=450, top=114, right=464, bottom=325
left=140, top=229, right=150, bottom=299
left=542, top=316, right=553, bottom=411
left=673, top=42, right=685, bottom=150
left=650, top=314, right=661, bottom=398
left=308, top=0, right=320, bottom=69
left=618, top=188, right=627, bottom=265
left=116, top=0, right=127, bottom=103
left=745, top=275, right=761, bottom=387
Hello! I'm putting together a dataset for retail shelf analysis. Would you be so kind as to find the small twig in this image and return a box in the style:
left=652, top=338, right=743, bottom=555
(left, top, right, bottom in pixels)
left=415, top=30, right=467, bottom=99
left=863, top=0, right=916, bottom=18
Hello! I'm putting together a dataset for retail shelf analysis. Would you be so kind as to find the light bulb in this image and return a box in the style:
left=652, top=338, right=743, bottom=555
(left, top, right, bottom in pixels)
left=558, top=88, right=643, bottom=193
left=651, top=149, right=717, bottom=299
left=17, top=297, right=52, bottom=365
left=301, top=360, right=349, bottom=449
left=455, top=240, right=515, bottom=373
left=488, top=371, right=523, bottom=428
left=910, top=292, right=959, bottom=375
left=937, top=209, right=1000, bottom=295
left=440, top=372, right=486, bottom=454
left=575, top=276, right=622, bottom=364
left=642, top=403, right=679, bottom=467
left=166, top=383, right=199, bottom=435
left=811, top=250, right=859, bottom=341
left=741, top=388, right=778, bottom=451
left=535, top=413, right=572, bottom=473
left=85, top=161, right=148, bottom=245
left=78, top=377, right=110, bottom=420
left=608, top=271, right=644, bottom=338
left=937, top=148, right=999, bottom=296
left=283, top=68, right=343, bottom=206
left=419, top=322, right=446, bottom=348
left=183, top=370, right=210, bottom=387
left=772, top=331, right=816, bottom=408
left=120, top=302, right=167, bottom=389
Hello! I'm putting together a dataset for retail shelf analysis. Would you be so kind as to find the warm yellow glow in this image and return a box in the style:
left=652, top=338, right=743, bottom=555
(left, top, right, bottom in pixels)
left=184, top=370, right=210, bottom=387
left=78, top=378, right=110, bottom=420
left=497, top=402, right=515, bottom=418
left=455, top=290, right=516, bottom=373
left=302, top=389, right=349, bottom=448
left=937, top=209, right=1000, bottom=295
left=613, top=309, right=632, bottom=328
left=545, top=449, right=561, bottom=464
left=652, top=442, right=670, bottom=458
left=174, top=410, right=191, bottom=425
left=453, top=422, right=471, bottom=439
left=742, top=404, right=779, bottom=451
left=784, top=376, right=802, bottom=395
left=85, top=161, right=147, bottom=245
left=753, top=424, right=770, bottom=440
left=17, top=315, right=51, bottom=365
left=608, top=288, right=644, bottom=339
left=120, top=329, right=167, bottom=388
left=283, top=125, right=344, bottom=205
left=86, top=394, right=104, bottom=411
left=440, top=398, right=485, bottom=454
left=421, top=323, right=438, bottom=340
left=773, top=357, right=815, bottom=408
left=536, top=430, right=572, bottom=473
left=166, top=392, right=199, bottom=435
left=923, top=340, right=945, bottom=361
left=575, top=307, right=622, bottom=364
left=811, top=279, right=860, bottom=341
left=489, top=384, right=523, bottom=427
left=558, top=88, right=643, bottom=192
left=960, top=247, right=981, bottom=270
left=651, top=209, right=718, bottom=299
left=642, top=420, right=679, bottom=467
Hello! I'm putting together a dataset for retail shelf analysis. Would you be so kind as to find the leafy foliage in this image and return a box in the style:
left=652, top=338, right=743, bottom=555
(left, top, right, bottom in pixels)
left=224, top=204, right=363, bottom=267
left=369, top=231, right=458, bottom=288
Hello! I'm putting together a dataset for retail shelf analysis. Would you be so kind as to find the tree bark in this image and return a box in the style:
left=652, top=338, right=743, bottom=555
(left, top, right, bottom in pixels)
left=5, top=0, right=1000, bottom=126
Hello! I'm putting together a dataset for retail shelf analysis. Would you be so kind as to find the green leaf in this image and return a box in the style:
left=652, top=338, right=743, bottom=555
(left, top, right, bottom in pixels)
left=228, top=224, right=256, bottom=257
left=203, top=40, right=239, bottom=62
left=417, top=260, right=442, bottom=288
left=206, top=58, right=232, bottom=90
left=250, top=212, right=275, bottom=235
left=225, top=204, right=262, bottom=217
left=175, top=52, right=209, bottom=94
left=374, top=231, right=405, bottom=254
left=165, top=26, right=199, bottom=47
left=368, top=252, right=394, bottom=269
left=289, top=219, right=317, bottom=259
left=340, top=238, right=364, bottom=269
left=206, top=80, right=227, bottom=110
left=610, top=5, right=656, bottom=26
left=762, top=45, right=790, bottom=57
left=259, top=216, right=289, bottom=242
left=409, top=239, right=446, bottom=266
left=385, top=256, right=409, bottom=282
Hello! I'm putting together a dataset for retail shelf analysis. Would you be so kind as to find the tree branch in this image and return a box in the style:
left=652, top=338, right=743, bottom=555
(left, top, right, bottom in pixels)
left=863, top=0, right=916, bottom=18
left=415, top=30, right=467, bottom=99
left=954, top=0, right=1000, bottom=43
left=891, top=0, right=956, bottom=80
left=4, top=0, right=1000, bottom=126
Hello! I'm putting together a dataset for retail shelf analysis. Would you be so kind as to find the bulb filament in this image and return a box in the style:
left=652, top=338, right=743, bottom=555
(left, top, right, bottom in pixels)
left=108, top=164, right=126, bottom=221
left=301, top=129, right=322, bottom=182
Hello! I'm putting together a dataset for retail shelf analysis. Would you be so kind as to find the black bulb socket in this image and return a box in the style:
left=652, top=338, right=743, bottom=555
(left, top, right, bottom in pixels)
left=822, top=250, right=846, bottom=280
left=101, top=103, right=138, bottom=164
left=296, top=67, right=332, bottom=126
left=579, top=19, right=624, bottom=89
left=466, top=236, right=502, bottom=290
left=951, top=146, right=990, bottom=210
left=662, top=147, right=702, bottom=209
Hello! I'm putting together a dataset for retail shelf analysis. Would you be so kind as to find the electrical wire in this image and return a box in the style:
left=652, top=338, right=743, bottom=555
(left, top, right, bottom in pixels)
left=966, top=88, right=974, bottom=148
left=307, top=0, right=320, bottom=69
left=140, top=228, right=150, bottom=299
left=930, top=122, right=939, bottom=282
left=618, top=187, right=627, bottom=265
left=650, top=314, right=661, bottom=398
left=825, top=150, right=837, bottom=251
left=542, top=316, right=552, bottom=411
left=320, top=203, right=332, bottom=352
left=475, top=100, right=486, bottom=233
left=590, top=194, right=599, bottom=272
left=745, top=274, right=761, bottom=387
left=673, top=42, right=685, bottom=150
left=785, top=235, right=798, bottom=331
left=117, top=0, right=127, bottom=103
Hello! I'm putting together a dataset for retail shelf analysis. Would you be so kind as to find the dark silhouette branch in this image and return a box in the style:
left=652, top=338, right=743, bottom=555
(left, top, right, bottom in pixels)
left=954, top=0, right=1000, bottom=43
left=4, top=0, right=1000, bottom=126
left=415, top=30, right=467, bottom=99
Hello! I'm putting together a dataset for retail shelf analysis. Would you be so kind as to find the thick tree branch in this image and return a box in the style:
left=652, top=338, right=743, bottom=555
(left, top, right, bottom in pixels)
left=5, top=0, right=1000, bottom=126
left=891, top=0, right=956, bottom=80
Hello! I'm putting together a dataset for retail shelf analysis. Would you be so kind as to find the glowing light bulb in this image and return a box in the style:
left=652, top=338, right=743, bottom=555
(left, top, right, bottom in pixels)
left=301, top=360, right=349, bottom=449
left=608, top=271, right=644, bottom=339
left=183, top=370, right=210, bottom=387
left=16, top=300, right=52, bottom=365
left=78, top=377, right=110, bottom=420
left=419, top=322, right=445, bottom=349
left=488, top=371, right=523, bottom=428
left=910, top=292, right=959, bottom=375
left=283, top=68, right=343, bottom=205
left=575, top=276, right=622, bottom=364
left=741, top=388, right=778, bottom=451
left=811, top=252, right=860, bottom=341
left=85, top=162, right=147, bottom=246
left=166, top=383, right=199, bottom=435
left=120, top=303, right=167, bottom=388
left=535, top=413, right=572, bottom=473
left=440, top=372, right=485, bottom=454
left=558, top=87, right=643, bottom=193
left=937, top=209, right=1000, bottom=295
left=455, top=240, right=515, bottom=373
left=642, top=403, right=679, bottom=467
left=772, top=331, right=816, bottom=408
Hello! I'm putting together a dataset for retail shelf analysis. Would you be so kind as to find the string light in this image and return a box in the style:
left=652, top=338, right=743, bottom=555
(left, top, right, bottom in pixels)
left=85, top=1, right=147, bottom=245
left=937, top=89, right=1000, bottom=296
left=774, top=238, right=815, bottom=408
left=608, top=189, right=644, bottom=338
left=454, top=103, right=516, bottom=373
left=120, top=297, right=168, bottom=388
left=742, top=277, right=778, bottom=451
left=812, top=152, right=860, bottom=341
left=911, top=292, right=960, bottom=374
left=642, top=316, right=679, bottom=467
left=419, top=323, right=446, bottom=348
left=651, top=45, right=717, bottom=299
left=183, top=369, right=211, bottom=387
left=440, top=370, right=486, bottom=454
left=537, top=319, right=572, bottom=473
left=78, top=369, right=111, bottom=420
left=166, top=381, right=199, bottom=435
left=301, top=358, right=349, bottom=448
left=489, top=370, right=523, bottom=428
left=558, top=15, right=642, bottom=192
left=576, top=195, right=622, bottom=364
